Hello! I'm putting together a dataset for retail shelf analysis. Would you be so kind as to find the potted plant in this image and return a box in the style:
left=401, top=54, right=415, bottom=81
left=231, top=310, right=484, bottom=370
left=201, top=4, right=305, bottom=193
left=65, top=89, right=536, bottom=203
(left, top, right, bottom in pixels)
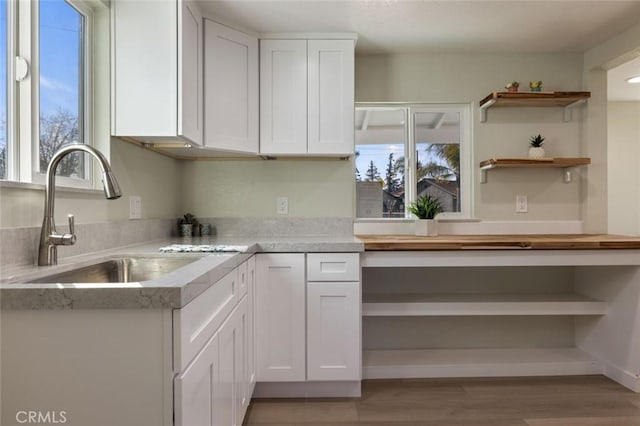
left=529, top=134, right=546, bottom=158
left=505, top=81, right=520, bottom=92
left=408, top=195, right=443, bottom=236
left=529, top=80, right=543, bottom=92
left=178, top=213, right=199, bottom=237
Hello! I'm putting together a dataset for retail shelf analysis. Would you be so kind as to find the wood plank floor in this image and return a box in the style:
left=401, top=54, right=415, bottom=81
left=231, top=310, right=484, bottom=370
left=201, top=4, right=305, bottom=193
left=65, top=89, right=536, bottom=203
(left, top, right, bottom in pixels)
left=244, top=376, right=640, bottom=425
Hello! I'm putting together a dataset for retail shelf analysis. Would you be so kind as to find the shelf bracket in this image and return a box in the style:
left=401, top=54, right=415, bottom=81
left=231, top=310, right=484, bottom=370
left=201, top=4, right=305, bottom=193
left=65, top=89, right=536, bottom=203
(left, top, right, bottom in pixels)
left=479, top=99, right=495, bottom=123
left=563, top=99, right=587, bottom=122
left=563, top=168, right=573, bottom=183
left=480, top=167, right=489, bottom=184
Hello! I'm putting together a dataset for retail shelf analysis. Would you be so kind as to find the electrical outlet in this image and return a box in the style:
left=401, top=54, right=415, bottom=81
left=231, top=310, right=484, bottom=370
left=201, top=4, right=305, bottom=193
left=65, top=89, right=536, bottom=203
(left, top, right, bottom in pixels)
left=129, top=196, right=142, bottom=219
left=277, top=197, right=289, bottom=215
left=516, top=195, right=528, bottom=213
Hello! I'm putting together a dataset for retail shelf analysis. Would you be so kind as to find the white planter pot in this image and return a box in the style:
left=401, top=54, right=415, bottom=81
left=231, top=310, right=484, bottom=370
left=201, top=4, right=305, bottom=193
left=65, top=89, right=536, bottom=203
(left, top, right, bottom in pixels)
left=415, top=219, right=438, bottom=236
left=528, top=146, right=545, bottom=158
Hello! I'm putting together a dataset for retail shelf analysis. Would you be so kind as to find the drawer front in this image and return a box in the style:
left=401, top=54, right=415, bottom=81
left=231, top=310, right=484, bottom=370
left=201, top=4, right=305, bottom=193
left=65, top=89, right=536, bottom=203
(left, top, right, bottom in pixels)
left=306, top=253, right=360, bottom=282
left=174, top=267, right=238, bottom=371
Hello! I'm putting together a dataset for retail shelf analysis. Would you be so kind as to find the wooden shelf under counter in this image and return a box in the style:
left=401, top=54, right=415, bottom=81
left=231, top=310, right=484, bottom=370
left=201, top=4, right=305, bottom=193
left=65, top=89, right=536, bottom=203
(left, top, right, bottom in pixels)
left=479, top=157, right=591, bottom=183
left=479, top=91, right=590, bottom=122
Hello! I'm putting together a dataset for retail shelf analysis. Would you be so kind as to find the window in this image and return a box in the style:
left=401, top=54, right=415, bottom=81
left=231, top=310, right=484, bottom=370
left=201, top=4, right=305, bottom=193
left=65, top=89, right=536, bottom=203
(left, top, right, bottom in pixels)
left=38, top=0, right=86, bottom=180
left=1, top=2, right=8, bottom=180
left=1, top=0, right=106, bottom=188
left=355, top=104, right=472, bottom=219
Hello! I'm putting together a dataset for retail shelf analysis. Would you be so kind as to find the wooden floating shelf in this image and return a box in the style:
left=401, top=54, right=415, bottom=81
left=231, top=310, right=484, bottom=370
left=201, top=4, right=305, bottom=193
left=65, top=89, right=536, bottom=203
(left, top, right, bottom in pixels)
left=480, top=157, right=591, bottom=169
left=362, top=293, right=606, bottom=316
left=479, top=91, right=591, bottom=122
left=479, top=157, right=591, bottom=183
left=363, top=348, right=602, bottom=379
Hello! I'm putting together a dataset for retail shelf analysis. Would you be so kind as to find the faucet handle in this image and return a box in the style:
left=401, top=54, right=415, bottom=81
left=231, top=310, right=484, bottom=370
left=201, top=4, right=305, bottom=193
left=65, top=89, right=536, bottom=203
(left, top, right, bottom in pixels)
left=62, top=214, right=77, bottom=246
left=68, top=214, right=75, bottom=236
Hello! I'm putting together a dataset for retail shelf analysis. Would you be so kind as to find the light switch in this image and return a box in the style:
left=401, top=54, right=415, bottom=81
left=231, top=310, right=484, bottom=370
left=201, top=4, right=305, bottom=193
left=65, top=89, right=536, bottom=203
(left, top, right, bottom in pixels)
left=277, top=197, right=289, bottom=215
left=129, top=196, right=142, bottom=219
left=516, top=195, right=528, bottom=213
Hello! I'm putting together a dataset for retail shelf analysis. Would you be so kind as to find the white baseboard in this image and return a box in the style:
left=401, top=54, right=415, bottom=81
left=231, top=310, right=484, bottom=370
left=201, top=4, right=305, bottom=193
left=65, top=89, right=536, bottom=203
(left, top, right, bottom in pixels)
left=604, top=362, right=640, bottom=392
left=252, top=381, right=361, bottom=398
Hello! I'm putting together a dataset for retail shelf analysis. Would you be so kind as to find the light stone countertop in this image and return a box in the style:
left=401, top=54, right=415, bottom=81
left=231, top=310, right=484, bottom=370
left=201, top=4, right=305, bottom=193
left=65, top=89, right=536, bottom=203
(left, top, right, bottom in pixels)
left=0, top=235, right=364, bottom=310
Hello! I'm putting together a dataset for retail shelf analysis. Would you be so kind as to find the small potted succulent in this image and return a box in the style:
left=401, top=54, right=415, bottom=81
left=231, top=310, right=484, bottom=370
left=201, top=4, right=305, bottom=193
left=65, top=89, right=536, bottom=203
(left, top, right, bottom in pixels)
left=408, top=195, right=443, bottom=236
left=529, top=80, right=543, bottom=92
left=529, top=134, right=546, bottom=158
left=505, top=81, right=520, bottom=92
left=178, top=213, right=199, bottom=237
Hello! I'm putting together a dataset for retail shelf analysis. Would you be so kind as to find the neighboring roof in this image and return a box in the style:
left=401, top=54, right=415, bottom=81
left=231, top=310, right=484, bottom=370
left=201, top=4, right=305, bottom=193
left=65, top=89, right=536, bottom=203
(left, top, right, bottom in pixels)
left=417, top=179, right=458, bottom=198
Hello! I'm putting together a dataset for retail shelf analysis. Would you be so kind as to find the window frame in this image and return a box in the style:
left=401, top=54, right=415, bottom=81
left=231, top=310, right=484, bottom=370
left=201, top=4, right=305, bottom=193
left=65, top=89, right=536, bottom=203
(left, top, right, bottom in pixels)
left=354, top=102, right=474, bottom=221
left=2, top=0, right=107, bottom=191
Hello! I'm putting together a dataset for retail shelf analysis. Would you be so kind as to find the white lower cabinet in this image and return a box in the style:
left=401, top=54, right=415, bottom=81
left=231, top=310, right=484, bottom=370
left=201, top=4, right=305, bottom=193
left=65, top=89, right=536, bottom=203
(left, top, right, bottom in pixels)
left=246, top=256, right=257, bottom=395
left=174, top=333, right=219, bottom=426
left=256, top=253, right=306, bottom=381
left=174, top=256, right=254, bottom=426
left=307, top=281, right=360, bottom=380
left=218, top=296, right=248, bottom=426
left=256, top=253, right=361, bottom=386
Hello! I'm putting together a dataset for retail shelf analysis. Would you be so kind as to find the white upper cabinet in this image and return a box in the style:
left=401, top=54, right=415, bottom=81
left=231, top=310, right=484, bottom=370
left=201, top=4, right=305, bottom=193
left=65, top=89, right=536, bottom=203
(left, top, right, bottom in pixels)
left=204, top=20, right=259, bottom=153
left=111, top=0, right=203, bottom=145
left=260, top=40, right=308, bottom=155
left=260, top=37, right=355, bottom=156
left=307, top=40, right=355, bottom=155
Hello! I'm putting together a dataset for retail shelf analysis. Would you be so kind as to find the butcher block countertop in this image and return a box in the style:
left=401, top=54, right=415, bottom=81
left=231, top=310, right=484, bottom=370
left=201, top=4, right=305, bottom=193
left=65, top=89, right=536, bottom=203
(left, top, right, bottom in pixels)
left=356, top=234, right=640, bottom=251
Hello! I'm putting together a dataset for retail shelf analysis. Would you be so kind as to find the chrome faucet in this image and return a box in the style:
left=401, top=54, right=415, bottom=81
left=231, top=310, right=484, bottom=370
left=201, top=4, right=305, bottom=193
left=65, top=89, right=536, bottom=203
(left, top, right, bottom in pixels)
left=38, top=144, right=122, bottom=266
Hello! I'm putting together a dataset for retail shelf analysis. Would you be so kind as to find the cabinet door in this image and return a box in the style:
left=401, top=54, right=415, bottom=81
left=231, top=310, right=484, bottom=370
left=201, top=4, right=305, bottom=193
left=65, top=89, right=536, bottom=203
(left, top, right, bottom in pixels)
left=259, top=40, right=307, bottom=155
left=112, top=0, right=178, bottom=138
left=256, top=253, right=306, bottom=381
left=307, top=40, right=355, bottom=155
left=235, top=297, right=249, bottom=423
left=307, top=282, right=361, bottom=381
left=204, top=20, right=258, bottom=153
left=174, top=333, right=219, bottom=426
left=218, top=297, right=248, bottom=426
left=246, top=256, right=257, bottom=395
left=178, top=0, right=203, bottom=145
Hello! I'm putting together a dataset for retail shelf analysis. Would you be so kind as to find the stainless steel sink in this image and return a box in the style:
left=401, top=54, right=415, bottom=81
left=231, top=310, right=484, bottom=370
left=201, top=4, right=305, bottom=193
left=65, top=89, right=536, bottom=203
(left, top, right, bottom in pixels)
left=31, top=256, right=199, bottom=283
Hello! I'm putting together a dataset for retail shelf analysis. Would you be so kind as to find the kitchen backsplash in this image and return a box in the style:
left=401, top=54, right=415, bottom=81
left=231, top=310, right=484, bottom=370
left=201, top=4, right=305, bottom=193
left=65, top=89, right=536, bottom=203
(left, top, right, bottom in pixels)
left=0, top=219, right=175, bottom=267
left=201, top=217, right=353, bottom=237
left=0, top=217, right=353, bottom=267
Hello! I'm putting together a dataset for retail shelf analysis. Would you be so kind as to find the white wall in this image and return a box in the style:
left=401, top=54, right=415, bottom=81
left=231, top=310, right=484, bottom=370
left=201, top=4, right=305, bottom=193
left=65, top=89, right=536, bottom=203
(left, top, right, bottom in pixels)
left=607, top=102, right=640, bottom=235
left=0, top=138, right=181, bottom=227
left=356, top=52, right=585, bottom=221
left=582, top=20, right=640, bottom=233
left=179, top=159, right=354, bottom=218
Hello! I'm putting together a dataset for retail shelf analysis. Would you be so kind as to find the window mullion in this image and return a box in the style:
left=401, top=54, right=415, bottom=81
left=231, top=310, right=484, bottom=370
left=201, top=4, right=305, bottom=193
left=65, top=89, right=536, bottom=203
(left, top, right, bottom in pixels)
left=16, top=0, right=34, bottom=182
left=4, top=0, right=17, bottom=181
left=406, top=107, right=416, bottom=217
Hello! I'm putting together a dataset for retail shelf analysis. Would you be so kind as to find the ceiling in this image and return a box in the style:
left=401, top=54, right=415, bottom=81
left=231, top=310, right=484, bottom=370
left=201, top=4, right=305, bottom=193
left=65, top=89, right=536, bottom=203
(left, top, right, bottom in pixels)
left=197, top=0, right=640, bottom=100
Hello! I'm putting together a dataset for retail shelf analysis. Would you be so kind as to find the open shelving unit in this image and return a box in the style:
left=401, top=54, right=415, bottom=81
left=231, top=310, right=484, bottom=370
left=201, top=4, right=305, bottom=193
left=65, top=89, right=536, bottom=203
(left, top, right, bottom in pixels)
left=479, top=91, right=591, bottom=122
left=360, top=253, right=615, bottom=382
left=362, top=293, right=606, bottom=316
left=479, top=157, right=591, bottom=183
